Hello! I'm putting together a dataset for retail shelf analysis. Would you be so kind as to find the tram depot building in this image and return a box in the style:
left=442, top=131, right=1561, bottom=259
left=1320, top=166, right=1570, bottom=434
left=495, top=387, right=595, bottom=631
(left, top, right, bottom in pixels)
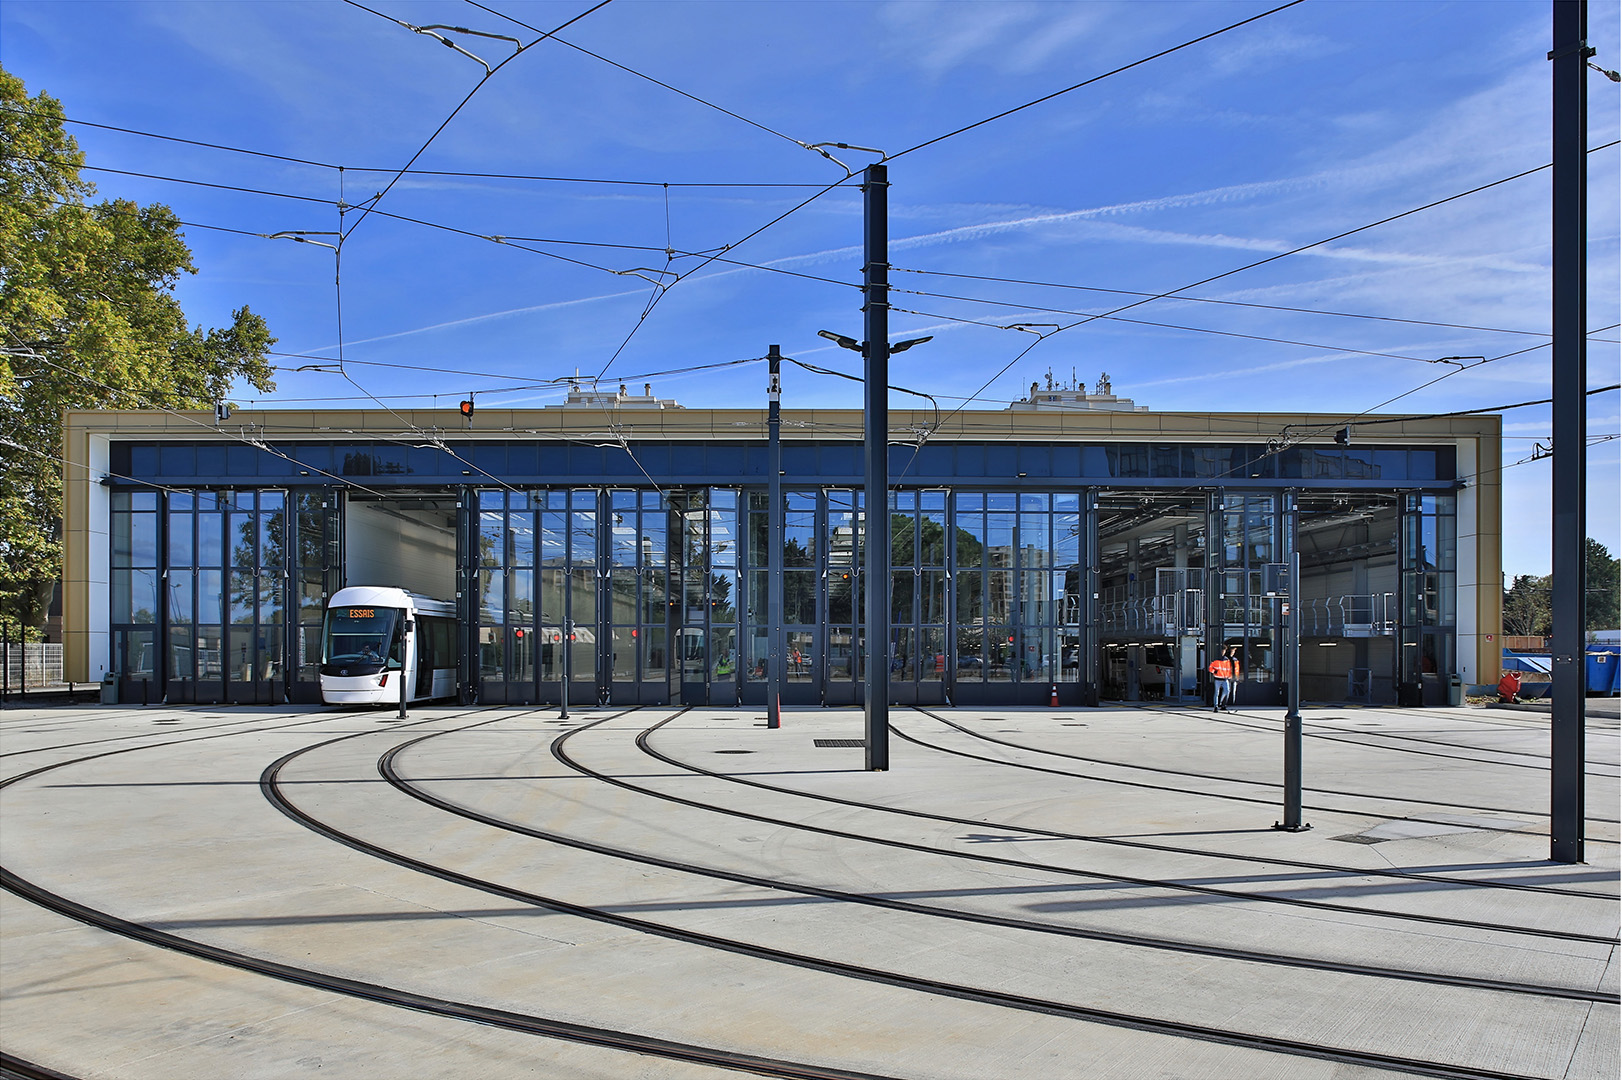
left=60, top=385, right=1501, bottom=711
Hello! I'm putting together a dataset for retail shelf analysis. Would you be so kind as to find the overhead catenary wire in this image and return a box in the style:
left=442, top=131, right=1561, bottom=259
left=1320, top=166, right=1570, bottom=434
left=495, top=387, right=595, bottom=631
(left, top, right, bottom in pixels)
left=0, top=102, right=839, bottom=188
left=888, top=0, right=1307, bottom=161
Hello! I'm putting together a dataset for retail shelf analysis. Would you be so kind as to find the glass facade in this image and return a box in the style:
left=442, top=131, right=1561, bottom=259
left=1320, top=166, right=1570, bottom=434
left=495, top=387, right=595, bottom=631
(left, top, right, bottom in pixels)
left=100, top=436, right=1462, bottom=708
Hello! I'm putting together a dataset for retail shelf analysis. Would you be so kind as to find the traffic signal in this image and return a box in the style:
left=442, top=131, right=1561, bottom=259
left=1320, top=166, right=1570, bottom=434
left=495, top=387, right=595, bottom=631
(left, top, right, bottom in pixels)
left=459, top=399, right=475, bottom=420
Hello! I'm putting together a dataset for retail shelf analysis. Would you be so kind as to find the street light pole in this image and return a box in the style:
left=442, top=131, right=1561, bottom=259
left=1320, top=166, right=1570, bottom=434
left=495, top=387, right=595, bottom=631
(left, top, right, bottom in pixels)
left=1549, top=0, right=1588, bottom=864
left=862, top=163, right=890, bottom=771
left=767, top=345, right=783, bottom=730
left=1276, top=490, right=1307, bottom=831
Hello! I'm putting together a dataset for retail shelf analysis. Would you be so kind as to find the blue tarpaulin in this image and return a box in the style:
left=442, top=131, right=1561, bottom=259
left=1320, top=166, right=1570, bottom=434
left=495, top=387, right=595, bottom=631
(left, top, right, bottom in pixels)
left=1502, top=646, right=1620, bottom=695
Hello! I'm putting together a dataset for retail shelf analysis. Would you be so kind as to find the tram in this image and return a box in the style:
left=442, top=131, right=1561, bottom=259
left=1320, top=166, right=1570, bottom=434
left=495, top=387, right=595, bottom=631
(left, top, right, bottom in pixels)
left=320, top=586, right=458, bottom=705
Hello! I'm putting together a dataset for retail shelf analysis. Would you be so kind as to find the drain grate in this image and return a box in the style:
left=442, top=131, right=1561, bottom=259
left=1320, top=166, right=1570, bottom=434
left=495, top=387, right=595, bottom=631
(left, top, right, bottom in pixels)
left=1331, top=833, right=1389, bottom=844
left=814, top=738, right=865, bottom=748
left=714, top=749, right=754, bottom=754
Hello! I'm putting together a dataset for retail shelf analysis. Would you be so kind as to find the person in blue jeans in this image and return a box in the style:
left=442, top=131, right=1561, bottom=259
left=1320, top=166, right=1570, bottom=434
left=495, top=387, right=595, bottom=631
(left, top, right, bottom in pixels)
left=1209, top=647, right=1239, bottom=711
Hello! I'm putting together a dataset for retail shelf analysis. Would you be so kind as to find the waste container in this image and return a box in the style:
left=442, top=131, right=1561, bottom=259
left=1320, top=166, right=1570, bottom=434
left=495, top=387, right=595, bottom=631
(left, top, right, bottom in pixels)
left=1447, top=674, right=1462, bottom=706
left=100, top=673, right=117, bottom=705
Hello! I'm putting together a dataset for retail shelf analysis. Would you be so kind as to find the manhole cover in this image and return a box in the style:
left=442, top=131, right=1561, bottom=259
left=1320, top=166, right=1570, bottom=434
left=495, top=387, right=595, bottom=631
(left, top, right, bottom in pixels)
left=714, top=749, right=754, bottom=754
left=814, top=739, right=865, bottom=748
left=1331, top=833, right=1389, bottom=844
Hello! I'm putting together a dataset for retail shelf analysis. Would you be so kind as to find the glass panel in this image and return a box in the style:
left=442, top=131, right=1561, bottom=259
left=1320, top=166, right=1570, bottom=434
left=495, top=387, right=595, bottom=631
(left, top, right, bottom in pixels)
left=956, top=511, right=986, bottom=569
left=511, top=513, right=535, bottom=566
left=130, top=514, right=158, bottom=566
left=541, top=512, right=568, bottom=564
left=784, top=494, right=816, bottom=565
left=891, top=508, right=916, bottom=567
left=124, top=629, right=157, bottom=680
left=746, top=628, right=768, bottom=682
left=480, top=512, right=503, bottom=566
left=168, top=512, right=193, bottom=567
left=642, top=568, right=667, bottom=623
left=610, top=569, right=637, bottom=624
left=921, top=627, right=945, bottom=681
left=786, top=630, right=814, bottom=682
left=570, top=567, right=596, bottom=625
left=920, top=570, right=947, bottom=624
left=891, top=571, right=915, bottom=624
left=828, top=570, right=854, bottom=624
left=1021, top=570, right=1057, bottom=624
left=511, top=568, right=535, bottom=620
left=827, top=629, right=854, bottom=679
left=956, top=570, right=985, bottom=624
left=198, top=570, right=224, bottom=625
left=167, top=572, right=193, bottom=625
left=229, top=512, right=255, bottom=566
left=168, top=626, right=193, bottom=681
left=112, top=514, right=132, bottom=567
left=956, top=627, right=984, bottom=681
left=512, top=626, right=535, bottom=685
left=260, top=579, right=283, bottom=626
left=986, top=569, right=1013, bottom=623
left=198, top=509, right=223, bottom=566
left=920, top=510, right=946, bottom=565
left=988, top=627, right=1016, bottom=681
left=643, top=627, right=668, bottom=681
left=570, top=507, right=597, bottom=562
left=784, top=570, right=816, bottom=625
left=711, top=627, right=737, bottom=681
left=891, top=627, right=915, bottom=680
left=480, top=626, right=505, bottom=681
left=196, top=626, right=223, bottom=680
left=747, top=570, right=767, bottom=622
left=711, top=568, right=738, bottom=623
left=227, top=628, right=253, bottom=681
left=1019, top=513, right=1050, bottom=567
left=256, top=625, right=283, bottom=682
left=611, top=627, right=635, bottom=680
left=540, top=567, right=566, bottom=623
left=612, top=509, right=640, bottom=565
left=112, top=569, right=159, bottom=624
left=748, top=510, right=768, bottom=567
left=682, top=628, right=706, bottom=680
left=478, top=569, right=505, bottom=624
left=260, top=505, right=283, bottom=568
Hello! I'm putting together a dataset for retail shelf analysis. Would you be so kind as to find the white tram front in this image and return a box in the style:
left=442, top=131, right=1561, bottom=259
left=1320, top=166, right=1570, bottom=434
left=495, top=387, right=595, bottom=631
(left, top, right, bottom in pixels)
left=320, top=586, right=457, bottom=705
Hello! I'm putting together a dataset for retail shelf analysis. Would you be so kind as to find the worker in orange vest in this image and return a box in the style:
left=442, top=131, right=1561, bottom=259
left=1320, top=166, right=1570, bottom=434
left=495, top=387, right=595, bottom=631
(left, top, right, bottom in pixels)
left=1208, top=647, right=1239, bottom=712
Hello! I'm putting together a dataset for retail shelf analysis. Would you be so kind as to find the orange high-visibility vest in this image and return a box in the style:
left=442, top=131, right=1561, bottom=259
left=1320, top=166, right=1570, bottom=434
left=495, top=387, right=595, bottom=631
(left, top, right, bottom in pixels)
left=1208, top=658, right=1234, bottom=679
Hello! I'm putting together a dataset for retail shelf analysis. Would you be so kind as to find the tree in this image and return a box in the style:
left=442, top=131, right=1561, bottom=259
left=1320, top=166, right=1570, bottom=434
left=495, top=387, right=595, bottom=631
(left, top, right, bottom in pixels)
left=1502, top=574, right=1551, bottom=637
left=1588, top=538, right=1620, bottom=633
left=0, top=66, right=276, bottom=634
left=1501, top=539, right=1621, bottom=639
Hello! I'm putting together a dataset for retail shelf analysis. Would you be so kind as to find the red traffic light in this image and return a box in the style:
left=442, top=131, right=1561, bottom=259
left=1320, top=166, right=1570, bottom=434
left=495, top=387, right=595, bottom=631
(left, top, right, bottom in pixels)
left=459, top=399, right=474, bottom=418
left=514, top=628, right=525, bottom=638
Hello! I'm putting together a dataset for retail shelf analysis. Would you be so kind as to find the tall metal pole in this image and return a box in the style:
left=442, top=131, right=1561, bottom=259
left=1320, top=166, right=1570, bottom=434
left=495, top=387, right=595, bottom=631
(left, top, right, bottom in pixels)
left=767, top=345, right=784, bottom=729
left=1277, top=490, right=1307, bottom=831
left=560, top=619, right=571, bottom=721
left=863, top=163, right=890, bottom=771
left=1549, top=0, right=1588, bottom=864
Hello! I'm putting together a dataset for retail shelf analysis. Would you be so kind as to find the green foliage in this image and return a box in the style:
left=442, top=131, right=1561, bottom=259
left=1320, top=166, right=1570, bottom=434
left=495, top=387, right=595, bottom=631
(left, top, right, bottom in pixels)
left=1501, top=540, right=1621, bottom=638
left=0, top=66, right=276, bottom=630
left=1502, top=574, right=1551, bottom=637
left=1588, top=538, right=1620, bottom=633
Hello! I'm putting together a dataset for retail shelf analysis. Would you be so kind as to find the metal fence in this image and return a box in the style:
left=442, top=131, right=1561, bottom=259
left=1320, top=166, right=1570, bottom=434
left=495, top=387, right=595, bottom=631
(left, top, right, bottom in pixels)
left=2, top=642, right=66, bottom=689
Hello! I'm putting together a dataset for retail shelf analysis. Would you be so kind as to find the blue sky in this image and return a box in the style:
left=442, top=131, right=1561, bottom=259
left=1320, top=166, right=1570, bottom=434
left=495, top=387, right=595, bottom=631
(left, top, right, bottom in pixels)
left=3, top=0, right=1617, bottom=577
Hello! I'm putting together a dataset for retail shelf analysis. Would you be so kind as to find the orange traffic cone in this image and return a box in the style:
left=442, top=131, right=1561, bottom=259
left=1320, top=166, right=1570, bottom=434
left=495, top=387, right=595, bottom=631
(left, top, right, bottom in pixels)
left=1050, top=684, right=1059, bottom=707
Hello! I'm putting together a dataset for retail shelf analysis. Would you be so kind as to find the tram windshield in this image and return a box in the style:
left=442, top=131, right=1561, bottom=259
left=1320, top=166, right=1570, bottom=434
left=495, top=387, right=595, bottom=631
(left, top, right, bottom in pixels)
left=322, top=605, right=403, bottom=668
